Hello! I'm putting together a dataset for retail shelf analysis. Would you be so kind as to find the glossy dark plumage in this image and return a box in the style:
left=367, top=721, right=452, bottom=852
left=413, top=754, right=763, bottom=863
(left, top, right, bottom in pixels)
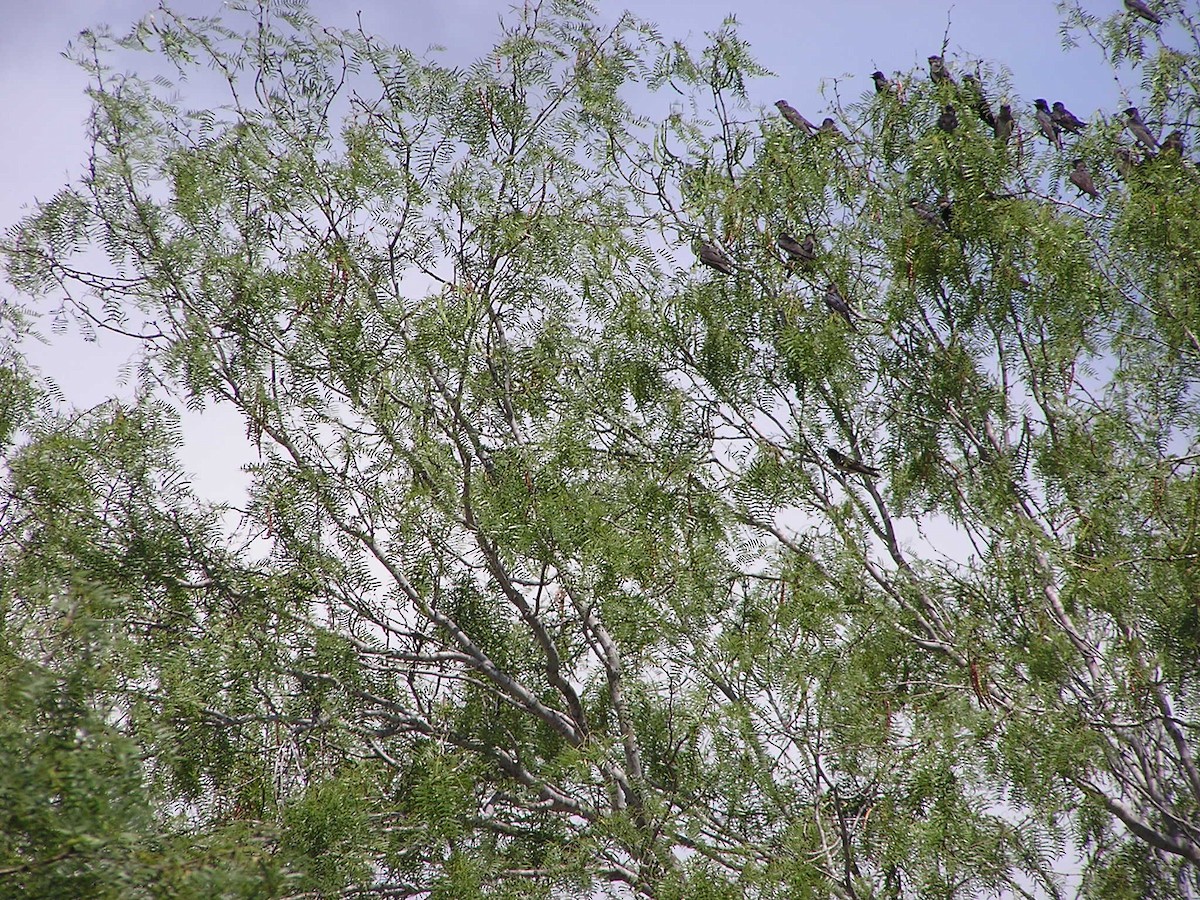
left=937, top=104, right=959, bottom=133
left=994, top=104, right=1014, bottom=144
left=1051, top=101, right=1086, bottom=134
left=1069, top=159, right=1100, bottom=199
left=1034, top=99, right=1062, bottom=150
left=1124, top=107, right=1159, bottom=150
left=1124, top=0, right=1162, bottom=25
left=961, top=74, right=996, bottom=128
left=872, top=71, right=891, bottom=94
left=826, top=447, right=881, bottom=478
left=778, top=232, right=817, bottom=266
left=823, top=283, right=857, bottom=331
left=775, top=100, right=815, bottom=134
left=698, top=242, right=734, bottom=275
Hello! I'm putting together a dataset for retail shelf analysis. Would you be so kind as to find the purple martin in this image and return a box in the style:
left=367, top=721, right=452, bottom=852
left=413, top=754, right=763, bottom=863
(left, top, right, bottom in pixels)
left=928, top=55, right=956, bottom=87
left=1069, top=159, right=1100, bottom=199
left=961, top=74, right=996, bottom=128
left=778, top=232, right=817, bottom=266
left=1051, top=101, right=1086, bottom=134
left=775, top=100, right=815, bottom=135
left=1161, top=130, right=1184, bottom=155
left=994, top=104, right=1014, bottom=144
left=937, top=104, right=959, bottom=133
left=818, top=117, right=843, bottom=138
left=1034, top=99, right=1063, bottom=150
left=698, top=242, right=734, bottom=275
left=1124, top=107, right=1159, bottom=150
left=826, top=447, right=881, bottom=478
left=823, top=283, right=858, bottom=331
left=872, top=71, right=891, bottom=94
left=1124, top=0, right=1163, bottom=25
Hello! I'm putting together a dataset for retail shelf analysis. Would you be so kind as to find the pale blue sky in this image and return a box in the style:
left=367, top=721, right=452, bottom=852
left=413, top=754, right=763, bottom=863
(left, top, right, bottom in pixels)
left=0, top=0, right=1145, bottom=501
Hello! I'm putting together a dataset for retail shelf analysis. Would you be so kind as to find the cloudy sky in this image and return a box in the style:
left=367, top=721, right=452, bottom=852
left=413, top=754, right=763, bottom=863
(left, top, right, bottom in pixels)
left=0, top=0, right=1145, bottom=501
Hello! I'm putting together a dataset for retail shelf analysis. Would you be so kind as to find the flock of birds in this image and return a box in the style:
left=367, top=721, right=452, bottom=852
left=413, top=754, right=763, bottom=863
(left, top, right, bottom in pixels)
left=691, top=0, right=1183, bottom=480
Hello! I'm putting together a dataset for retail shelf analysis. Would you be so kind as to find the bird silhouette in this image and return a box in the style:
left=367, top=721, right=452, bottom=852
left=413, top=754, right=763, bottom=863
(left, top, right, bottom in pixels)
left=1034, top=99, right=1062, bottom=150
left=1069, top=159, right=1100, bottom=199
left=1161, top=130, right=1185, bottom=155
left=928, top=55, right=956, bottom=87
left=1051, top=101, right=1086, bottom=134
left=937, top=104, right=959, bottom=133
left=778, top=232, right=817, bottom=266
left=823, top=283, right=858, bottom=331
left=1124, top=107, right=1159, bottom=150
left=775, top=100, right=815, bottom=134
left=826, top=447, right=880, bottom=478
left=994, top=105, right=1014, bottom=144
left=872, top=71, right=891, bottom=94
left=962, top=74, right=996, bottom=128
left=698, top=242, right=734, bottom=275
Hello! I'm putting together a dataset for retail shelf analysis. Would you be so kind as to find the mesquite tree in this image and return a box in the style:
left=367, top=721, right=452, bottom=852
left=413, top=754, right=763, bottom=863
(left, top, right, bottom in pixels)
left=3, top=0, right=1199, bottom=896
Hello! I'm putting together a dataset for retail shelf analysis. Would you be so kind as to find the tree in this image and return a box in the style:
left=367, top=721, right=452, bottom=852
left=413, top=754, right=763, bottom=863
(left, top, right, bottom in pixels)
left=3, top=0, right=1199, bottom=896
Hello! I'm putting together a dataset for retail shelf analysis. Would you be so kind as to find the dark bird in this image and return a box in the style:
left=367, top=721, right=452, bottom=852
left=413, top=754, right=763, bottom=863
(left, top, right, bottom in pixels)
left=823, top=283, right=858, bottom=331
left=994, top=104, right=1014, bottom=143
left=698, top=242, right=734, bottom=275
left=909, top=197, right=949, bottom=230
left=937, top=104, right=959, bottom=133
left=961, top=74, right=996, bottom=128
left=928, top=55, right=956, bottom=87
left=775, top=100, right=815, bottom=134
left=1124, top=0, right=1163, bottom=25
left=826, top=447, right=881, bottom=478
left=1034, top=99, right=1063, bottom=150
left=1069, top=159, right=1100, bottom=199
left=1051, top=101, right=1086, bottom=134
left=872, top=70, right=891, bottom=94
left=818, top=117, right=843, bottom=137
left=778, top=232, right=817, bottom=266
left=1124, top=107, right=1159, bottom=150
left=1162, top=130, right=1184, bottom=155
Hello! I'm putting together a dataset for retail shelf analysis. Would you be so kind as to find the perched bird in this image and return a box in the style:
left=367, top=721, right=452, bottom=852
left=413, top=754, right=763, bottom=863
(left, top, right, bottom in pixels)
left=872, top=70, right=891, bottom=94
left=823, top=283, right=858, bottom=331
left=909, top=197, right=949, bottom=230
left=1161, top=130, right=1185, bottom=155
left=826, top=447, right=881, bottom=478
left=776, top=100, right=815, bottom=134
left=1114, top=146, right=1139, bottom=179
left=1124, top=107, right=1159, bottom=150
left=1069, top=159, right=1100, bottom=199
left=698, top=242, right=734, bottom=275
left=961, top=74, right=996, bottom=128
left=937, top=104, right=959, bottom=133
left=1124, top=0, right=1163, bottom=25
left=778, top=232, right=817, bottom=266
left=1051, top=101, right=1086, bottom=134
left=1034, top=99, right=1063, bottom=150
left=994, top=104, right=1014, bottom=144
left=928, top=55, right=956, bottom=87
left=819, top=117, right=843, bottom=137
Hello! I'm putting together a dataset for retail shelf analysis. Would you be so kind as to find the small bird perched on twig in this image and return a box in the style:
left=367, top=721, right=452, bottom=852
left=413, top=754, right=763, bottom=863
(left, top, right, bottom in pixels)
left=1124, top=107, right=1160, bottom=150
left=826, top=447, right=881, bottom=478
left=1161, top=130, right=1185, bottom=155
left=775, top=100, right=815, bottom=135
left=1051, top=101, right=1086, bottom=134
left=1069, top=159, right=1100, bottom=199
left=1125, top=0, right=1162, bottom=25
left=823, top=283, right=858, bottom=332
left=961, top=74, right=996, bottom=128
left=994, top=105, right=1014, bottom=144
left=872, top=71, right=891, bottom=94
left=1034, top=99, right=1062, bottom=150
left=778, top=232, right=817, bottom=267
left=909, top=198, right=950, bottom=230
left=697, top=242, right=734, bottom=275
